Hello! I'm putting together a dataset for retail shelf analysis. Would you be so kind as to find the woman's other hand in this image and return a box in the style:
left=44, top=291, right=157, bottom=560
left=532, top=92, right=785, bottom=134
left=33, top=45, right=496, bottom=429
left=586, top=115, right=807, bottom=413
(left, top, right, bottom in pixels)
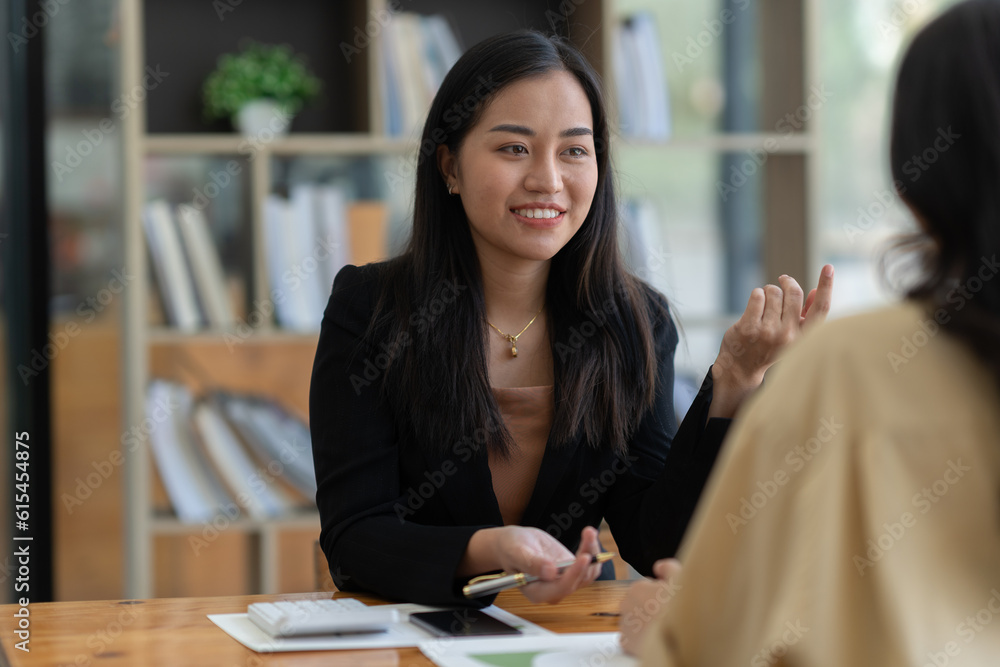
left=708, top=264, right=835, bottom=419
left=460, top=525, right=604, bottom=603
left=619, top=558, right=683, bottom=656
left=515, top=525, right=603, bottom=603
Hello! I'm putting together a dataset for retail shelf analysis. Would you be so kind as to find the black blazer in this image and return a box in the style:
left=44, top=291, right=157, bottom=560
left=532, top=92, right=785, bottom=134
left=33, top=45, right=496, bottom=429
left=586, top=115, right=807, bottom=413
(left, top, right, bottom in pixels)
left=310, top=263, right=730, bottom=606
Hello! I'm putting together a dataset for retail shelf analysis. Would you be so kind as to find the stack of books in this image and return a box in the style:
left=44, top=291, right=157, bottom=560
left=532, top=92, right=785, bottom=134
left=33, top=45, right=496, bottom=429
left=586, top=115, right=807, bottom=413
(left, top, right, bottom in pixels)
left=142, top=200, right=237, bottom=332
left=147, top=379, right=318, bottom=523
left=262, top=184, right=387, bottom=331
left=144, top=187, right=388, bottom=333
left=379, top=12, right=463, bottom=137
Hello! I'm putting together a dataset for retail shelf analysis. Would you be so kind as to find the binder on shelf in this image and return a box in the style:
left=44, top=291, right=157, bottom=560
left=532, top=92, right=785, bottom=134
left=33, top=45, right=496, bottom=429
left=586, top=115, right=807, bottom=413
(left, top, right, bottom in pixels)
left=396, top=13, right=430, bottom=135
left=214, top=391, right=318, bottom=501
left=146, top=380, right=233, bottom=523
left=380, top=12, right=462, bottom=137
left=614, top=12, right=672, bottom=140
left=378, top=26, right=403, bottom=136
left=263, top=191, right=323, bottom=332
left=423, top=14, right=462, bottom=84
left=192, top=399, right=299, bottom=520
left=316, top=184, right=352, bottom=294
left=632, top=12, right=671, bottom=139
left=265, top=187, right=387, bottom=330
left=288, top=184, right=330, bottom=325
left=613, top=20, right=641, bottom=136
left=143, top=200, right=204, bottom=331
left=175, top=204, right=237, bottom=329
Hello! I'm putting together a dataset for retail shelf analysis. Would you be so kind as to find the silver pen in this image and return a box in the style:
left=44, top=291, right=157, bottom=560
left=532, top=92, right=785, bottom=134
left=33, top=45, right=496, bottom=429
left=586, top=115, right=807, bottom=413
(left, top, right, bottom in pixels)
left=462, top=552, right=614, bottom=598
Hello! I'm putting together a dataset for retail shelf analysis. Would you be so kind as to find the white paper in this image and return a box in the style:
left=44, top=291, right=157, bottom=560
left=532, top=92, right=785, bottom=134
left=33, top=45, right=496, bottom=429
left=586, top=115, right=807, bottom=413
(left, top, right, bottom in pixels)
left=208, top=603, right=551, bottom=653
left=419, top=632, right=637, bottom=667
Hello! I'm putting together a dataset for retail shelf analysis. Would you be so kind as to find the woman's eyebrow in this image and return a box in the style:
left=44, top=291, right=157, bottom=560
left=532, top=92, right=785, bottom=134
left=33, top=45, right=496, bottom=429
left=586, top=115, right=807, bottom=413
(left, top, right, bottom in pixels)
left=488, top=123, right=593, bottom=138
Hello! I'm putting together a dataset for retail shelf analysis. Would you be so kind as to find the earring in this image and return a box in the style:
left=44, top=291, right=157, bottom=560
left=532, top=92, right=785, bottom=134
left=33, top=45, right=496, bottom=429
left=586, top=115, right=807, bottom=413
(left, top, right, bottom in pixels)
left=447, top=183, right=455, bottom=195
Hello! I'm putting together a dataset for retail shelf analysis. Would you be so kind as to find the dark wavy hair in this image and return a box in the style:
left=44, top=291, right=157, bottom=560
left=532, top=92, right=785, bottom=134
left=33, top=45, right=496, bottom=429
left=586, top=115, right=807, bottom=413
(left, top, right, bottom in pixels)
left=889, top=0, right=1000, bottom=387
left=369, top=30, right=665, bottom=457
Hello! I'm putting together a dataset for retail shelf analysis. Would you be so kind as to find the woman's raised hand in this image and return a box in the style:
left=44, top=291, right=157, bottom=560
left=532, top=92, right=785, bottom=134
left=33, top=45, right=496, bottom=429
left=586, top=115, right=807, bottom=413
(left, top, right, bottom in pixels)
left=709, top=264, right=834, bottom=419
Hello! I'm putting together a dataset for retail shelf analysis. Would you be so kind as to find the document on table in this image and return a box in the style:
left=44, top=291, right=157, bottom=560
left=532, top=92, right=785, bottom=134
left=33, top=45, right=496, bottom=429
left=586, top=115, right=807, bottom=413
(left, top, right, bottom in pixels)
left=208, top=603, right=550, bottom=653
left=419, top=632, right=637, bottom=667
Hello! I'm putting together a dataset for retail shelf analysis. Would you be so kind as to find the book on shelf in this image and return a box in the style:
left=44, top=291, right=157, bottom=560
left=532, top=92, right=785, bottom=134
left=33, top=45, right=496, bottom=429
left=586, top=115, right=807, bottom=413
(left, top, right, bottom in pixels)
left=263, top=193, right=301, bottom=331
left=143, top=199, right=238, bottom=331
left=147, top=382, right=318, bottom=523
left=146, top=380, right=232, bottom=523
left=192, top=399, right=299, bottom=520
left=264, top=185, right=329, bottom=332
left=175, top=204, right=237, bottom=328
left=288, top=184, right=331, bottom=328
left=379, top=12, right=462, bottom=137
left=315, top=185, right=353, bottom=293
left=387, top=13, right=428, bottom=138
left=613, top=12, right=672, bottom=140
left=422, top=14, right=462, bottom=85
left=142, top=200, right=204, bottom=331
left=264, top=184, right=388, bottom=331
left=379, top=19, right=403, bottom=137
left=213, top=392, right=317, bottom=500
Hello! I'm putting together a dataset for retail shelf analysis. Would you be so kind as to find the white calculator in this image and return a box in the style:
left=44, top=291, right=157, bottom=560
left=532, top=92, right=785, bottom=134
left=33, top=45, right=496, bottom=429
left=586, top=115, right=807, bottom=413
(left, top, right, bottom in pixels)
left=247, top=598, right=400, bottom=637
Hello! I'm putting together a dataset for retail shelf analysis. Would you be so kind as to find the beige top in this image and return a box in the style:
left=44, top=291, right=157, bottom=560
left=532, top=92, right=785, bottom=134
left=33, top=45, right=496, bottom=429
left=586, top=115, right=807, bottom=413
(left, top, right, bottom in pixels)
left=642, top=302, right=1000, bottom=666
left=489, top=385, right=554, bottom=525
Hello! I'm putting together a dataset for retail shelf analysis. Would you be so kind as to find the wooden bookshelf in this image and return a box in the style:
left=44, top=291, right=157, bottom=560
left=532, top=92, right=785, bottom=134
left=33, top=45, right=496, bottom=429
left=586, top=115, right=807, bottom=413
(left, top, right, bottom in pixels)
left=120, top=0, right=816, bottom=598
left=144, top=134, right=415, bottom=156
left=619, top=133, right=815, bottom=154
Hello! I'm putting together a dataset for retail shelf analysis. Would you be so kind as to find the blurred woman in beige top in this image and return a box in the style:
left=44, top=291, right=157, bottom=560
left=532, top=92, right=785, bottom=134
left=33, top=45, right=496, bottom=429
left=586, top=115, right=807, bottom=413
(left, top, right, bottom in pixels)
left=622, top=1, right=1000, bottom=664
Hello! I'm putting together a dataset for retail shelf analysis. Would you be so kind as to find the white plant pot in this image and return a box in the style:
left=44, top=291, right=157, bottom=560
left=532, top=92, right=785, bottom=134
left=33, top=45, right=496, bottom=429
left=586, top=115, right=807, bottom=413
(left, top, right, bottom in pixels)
left=235, top=99, right=292, bottom=138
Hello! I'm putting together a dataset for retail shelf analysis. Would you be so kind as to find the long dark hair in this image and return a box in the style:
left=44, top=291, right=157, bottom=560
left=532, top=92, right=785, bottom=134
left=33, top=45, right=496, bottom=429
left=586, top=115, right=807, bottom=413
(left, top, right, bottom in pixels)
left=370, top=30, right=664, bottom=457
left=890, top=0, right=1000, bottom=388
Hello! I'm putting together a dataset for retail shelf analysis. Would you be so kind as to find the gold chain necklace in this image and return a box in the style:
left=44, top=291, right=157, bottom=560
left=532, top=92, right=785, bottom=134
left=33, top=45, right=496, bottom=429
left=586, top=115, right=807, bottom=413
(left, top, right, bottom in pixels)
left=487, top=306, right=543, bottom=358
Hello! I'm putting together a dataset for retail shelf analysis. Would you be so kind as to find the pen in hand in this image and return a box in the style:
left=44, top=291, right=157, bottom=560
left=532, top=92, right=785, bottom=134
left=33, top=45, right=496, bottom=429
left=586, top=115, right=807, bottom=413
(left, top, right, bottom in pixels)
left=462, top=552, right=614, bottom=598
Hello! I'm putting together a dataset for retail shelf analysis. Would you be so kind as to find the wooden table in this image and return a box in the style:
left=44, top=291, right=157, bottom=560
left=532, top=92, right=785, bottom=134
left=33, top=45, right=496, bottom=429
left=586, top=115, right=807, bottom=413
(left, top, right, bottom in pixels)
left=0, top=581, right=630, bottom=666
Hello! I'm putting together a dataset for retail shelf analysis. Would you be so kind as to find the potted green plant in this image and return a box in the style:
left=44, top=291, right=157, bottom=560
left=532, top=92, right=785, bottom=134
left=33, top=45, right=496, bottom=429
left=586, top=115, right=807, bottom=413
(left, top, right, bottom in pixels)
left=202, top=42, right=322, bottom=136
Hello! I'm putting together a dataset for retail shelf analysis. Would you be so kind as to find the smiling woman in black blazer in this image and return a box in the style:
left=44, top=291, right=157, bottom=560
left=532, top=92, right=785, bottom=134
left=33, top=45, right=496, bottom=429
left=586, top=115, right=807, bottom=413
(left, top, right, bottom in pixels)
left=309, top=30, right=834, bottom=607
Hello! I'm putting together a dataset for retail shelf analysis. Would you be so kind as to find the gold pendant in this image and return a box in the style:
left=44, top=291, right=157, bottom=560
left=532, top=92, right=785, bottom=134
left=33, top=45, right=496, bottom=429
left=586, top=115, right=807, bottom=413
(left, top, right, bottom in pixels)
left=488, top=308, right=542, bottom=360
